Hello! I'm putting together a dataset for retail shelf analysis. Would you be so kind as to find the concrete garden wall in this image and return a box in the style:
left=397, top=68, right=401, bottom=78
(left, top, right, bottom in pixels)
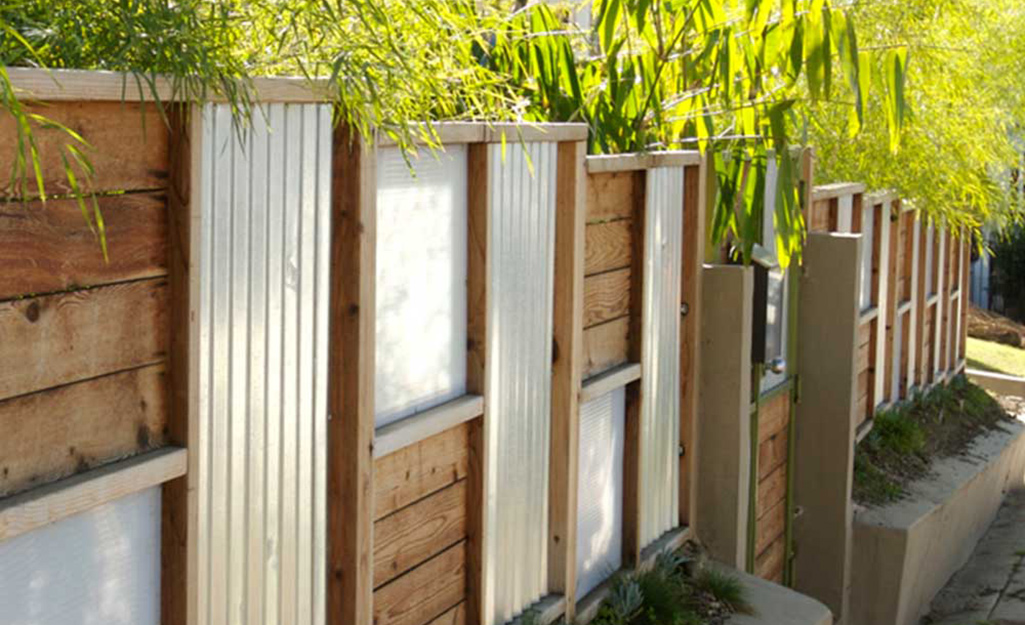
left=849, top=414, right=1025, bottom=625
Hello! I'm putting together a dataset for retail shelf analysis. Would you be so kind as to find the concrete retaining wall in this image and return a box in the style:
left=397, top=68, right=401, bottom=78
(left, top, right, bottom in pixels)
left=710, top=562, right=832, bottom=625
left=849, top=415, right=1025, bottom=625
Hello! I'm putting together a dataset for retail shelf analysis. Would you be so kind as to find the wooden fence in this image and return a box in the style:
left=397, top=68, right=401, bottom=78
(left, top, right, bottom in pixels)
left=809, top=184, right=969, bottom=436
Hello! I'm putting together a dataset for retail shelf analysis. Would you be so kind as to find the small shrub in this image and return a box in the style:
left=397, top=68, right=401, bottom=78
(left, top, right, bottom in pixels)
left=694, top=569, right=752, bottom=615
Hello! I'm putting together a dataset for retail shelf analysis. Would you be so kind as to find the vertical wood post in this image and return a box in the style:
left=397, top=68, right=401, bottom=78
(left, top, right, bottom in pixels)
left=907, top=212, right=920, bottom=392
left=622, top=170, right=648, bottom=568
left=679, top=159, right=706, bottom=529
left=466, top=142, right=491, bottom=625
left=163, top=103, right=202, bottom=625
left=547, top=141, right=586, bottom=622
left=328, top=124, right=376, bottom=625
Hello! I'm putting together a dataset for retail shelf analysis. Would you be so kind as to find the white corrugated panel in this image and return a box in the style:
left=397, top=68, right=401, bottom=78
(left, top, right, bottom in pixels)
left=891, top=311, right=904, bottom=403
left=837, top=194, right=853, bottom=233
left=925, top=223, right=935, bottom=295
left=375, top=146, right=468, bottom=426
left=935, top=227, right=946, bottom=375
left=859, top=201, right=875, bottom=311
left=576, top=388, right=626, bottom=599
left=639, top=166, right=683, bottom=547
left=0, top=488, right=160, bottom=625
left=760, top=158, right=788, bottom=394
left=874, top=203, right=891, bottom=407
left=484, top=141, right=557, bottom=625
left=195, top=103, right=331, bottom=625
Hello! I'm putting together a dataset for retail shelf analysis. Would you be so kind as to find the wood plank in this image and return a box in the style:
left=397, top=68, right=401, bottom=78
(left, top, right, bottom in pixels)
left=679, top=162, right=705, bottom=527
left=755, top=499, right=786, bottom=557
left=756, top=465, right=787, bottom=521
left=465, top=141, right=490, bottom=625
left=585, top=152, right=701, bottom=173
left=580, top=362, right=642, bottom=404
left=583, top=268, right=631, bottom=328
left=375, top=421, right=471, bottom=521
left=755, top=537, right=786, bottom=581
left=548, top=140, right=586, bottom=621
left=374, top=395, right=483, bottom=459
left=622, top=166, right=646, bottom=568
left=0, top=101, right=169, bottom=198
left=582, top=317, right=630, bottom=379
left=757, top=393, right=790, bottom=445
left=584, top=220, right=633, bottom=276
left=0, top=446, right=185, bottom=542
left=328, top=124, right=376, bottom=625
left=161, top=105, right=196, bottom=625
left=373, top=541, right=467, bottom=625
left=857, top=338, right=871, bottom=373
left=0, top=363, right=167, bottom=498
left=426, top=603, right=467, bottom=625
left=809, top=199, right=832, bottom=233
left=0, top=191, right=167, bottom=300
left=758, top=429, right=788, bottom=482
left=374, top=480, right=468, bottom=588
left=0, top=278, right=168, bottom=401
left=586, top=171, right=641, bottom=223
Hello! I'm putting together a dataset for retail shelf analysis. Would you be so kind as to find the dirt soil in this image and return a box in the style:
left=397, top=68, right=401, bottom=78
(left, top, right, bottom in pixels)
left=969, top=305, right=1025, bottom=348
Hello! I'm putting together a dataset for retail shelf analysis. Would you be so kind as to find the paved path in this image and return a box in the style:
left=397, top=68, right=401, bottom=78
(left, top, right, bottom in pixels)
left=923, top=489, right=1025, bottom=625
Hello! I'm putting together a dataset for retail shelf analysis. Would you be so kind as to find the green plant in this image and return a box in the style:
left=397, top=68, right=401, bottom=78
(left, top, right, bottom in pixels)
left=634, top=566, right=697, bottom=625
left=694, top=568, right=752, bottom=615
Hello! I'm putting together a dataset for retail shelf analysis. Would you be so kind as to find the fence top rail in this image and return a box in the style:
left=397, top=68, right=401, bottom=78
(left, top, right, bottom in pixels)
left=376, top=121, right=589, bottom=147
left=811, top=181, right=866, bottom=202
left=6, top=66, right=330, bottom=103
left=585, top=150, right=701, bottom=173
left=864, top=189, right=900, bottom=207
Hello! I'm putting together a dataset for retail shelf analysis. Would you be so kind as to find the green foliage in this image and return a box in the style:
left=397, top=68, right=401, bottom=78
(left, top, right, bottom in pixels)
left=991, top=225, right=1025, bottom=321
left=693, top=568, right=751, bottom=614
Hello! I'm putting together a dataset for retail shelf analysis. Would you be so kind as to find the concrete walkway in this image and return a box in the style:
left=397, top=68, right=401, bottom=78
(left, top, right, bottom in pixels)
left=923, top=489, right=1025, bottom=625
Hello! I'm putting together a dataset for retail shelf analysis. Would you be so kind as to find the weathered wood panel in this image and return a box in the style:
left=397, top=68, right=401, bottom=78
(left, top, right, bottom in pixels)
left=374, top=422, right=470, bottom=521
left=583, top=268, right=631, bottom=329
left=0, top=278, right=168, bottom=401
left=755, top=499, right=786, bottom=558
left=0, top=192, right=167, bottom=301
left=0, top=101, right=169, bottom=198
left=0, top=363, right=167, bottom=498
left=758, top=428, right=788, bottom=482
left=585, top=220, right=633, bottom=276
left=758, top=393, right=789, bottom=445
left=756, top=465, right=787, bottom=521
left=586, top=171, right=641, bottom=223
left=373, top=541, right=466, bottom=625
left=582, top=317, right=630, bottom=379
left=808, top=199, right=832, bottom=233
left=755, top=536, right=786, bottom=582
left=374, top=480, right=468, bottom=588
left=426, top=603, right=467, bottom=625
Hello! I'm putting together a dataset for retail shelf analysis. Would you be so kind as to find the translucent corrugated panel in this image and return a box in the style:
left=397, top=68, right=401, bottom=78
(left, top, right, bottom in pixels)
left=859, top=202, right=875, bottom=311
left=639, top=166, right=684, bottom=547
left=874, top=204, right=890, bottom=406
left=195, top=103, right=331, bottom=625
left=484, top=141, right=558, bottom=625
left=935, top=228, right=946, bottom=373
left=761, top=158, right=787, bottom=393
left=0, top=488, right=160, bottom=625
left=576, top=388, right=626, bottom=599
left=891, top=311, right=904, bottom=403
left=837, top=194, right=854, bottom=233
left=375, top=146, right=468, bottom=426
left=925, top=223, right=935, bottom=295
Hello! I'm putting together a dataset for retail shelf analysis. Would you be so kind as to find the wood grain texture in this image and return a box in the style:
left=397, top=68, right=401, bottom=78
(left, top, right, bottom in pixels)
left=373, top=541, right=467, bottom=625
left=583, top=268, right=631, bottom=328
left=374, top=422, right=470, bottom=521
left=0, top=191, right=167, bottom=301
left=586, top=171, right=641, bottom=223
left=757, top=429, right=788, bottom=482
left=0, top=446, right=185, bottom=542
left=0, top=101, right=169, bottom=198
left=757, top=393, right=790, bottom=445
left=0, top=277, right=168, bottom=401
left=328, top=125, right=376, bottom=625
left=426, top=603, right=467, bottom=625
left=755, top=536, right=786, bottom=582
left=679, top=162, right=705, bottom=528
left=754, top=499, right=786, bottom=558
left=0, top=363, right=167, bottom=498
left=582, top=317, right=630, bottom=379
left=622, top=166, right=646, bottom=568
left=548, top=140, right=586, bottom=620
left=584, top=220, right=633, bottom=276
left=756, top=465, right=787, bottom=521
left=374, top=480, right=468, bottom=588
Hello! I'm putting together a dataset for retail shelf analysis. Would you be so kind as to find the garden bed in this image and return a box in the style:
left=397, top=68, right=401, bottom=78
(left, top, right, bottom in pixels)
left=849, top=379, right=1025, bottom=625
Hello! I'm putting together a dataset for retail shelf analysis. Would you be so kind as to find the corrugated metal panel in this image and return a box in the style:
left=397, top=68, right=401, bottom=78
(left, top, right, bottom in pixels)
left=908, top=217, right=920, bottom=387
left=639, top=166, right=684, bottom=547
left=925, top=223, right=935, bottom=295
left=375, top=146, right=468, bottom=427
left=859, top=201, right=875, bottom=311
left=484, top=141, right=558, bottom=625
left=760, top=158, right=788, bottom=393
left=934, top=227, right=946, bottom=375
left=874, top=202, right=891, bottom=407
left=195, top=103, right=331, bottom=625
left=576, top=387, right=626, bottom=599
left=891, top=310, right=904, bottom=403
left=0, top=488, right=161, bottom=625
left=837, top=194, right=853, bottom=233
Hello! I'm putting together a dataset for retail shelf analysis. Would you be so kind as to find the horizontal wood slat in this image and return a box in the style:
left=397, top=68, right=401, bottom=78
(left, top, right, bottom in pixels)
left=0, top=363, right=167, bottom=498
left=0, top=191, right=167, bottom=300
left=0, top=278, right=169, bottom=401
left=373, top=541, right=467, bottom=625
left=583, top=268, right=631, bottom=328
left=425, top=603, right=467, bottom=625
left=582, top=317, right=630, bottom=379
left=374, top=422, right=470, bottom=521
left=757, top=393, right=790, bottom=445
left=756, top=465, right=787, bottom=521
left=374, top=480, right=468, bottom=588
left=0, top=101, right=169, bottom=198
left=755, top=499, right=786, bottom=558
left=0, top=446, right=185, bottom=542
left=758, top=429, right=788, bottom=482
left=584, top=220, right=633, bottom=276
left=586, top=171, right=640, bottom=223
left=755, top=537, right=786, bottom=582
left=374, top=395, right=483, bottom=459
left=581, top=362, right=642, bottom=404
